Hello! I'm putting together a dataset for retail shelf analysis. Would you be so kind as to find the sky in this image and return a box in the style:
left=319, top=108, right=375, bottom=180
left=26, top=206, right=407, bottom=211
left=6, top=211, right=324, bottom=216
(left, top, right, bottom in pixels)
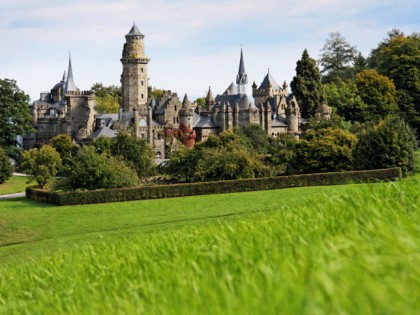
left=0, top=0, right=419, bottom=102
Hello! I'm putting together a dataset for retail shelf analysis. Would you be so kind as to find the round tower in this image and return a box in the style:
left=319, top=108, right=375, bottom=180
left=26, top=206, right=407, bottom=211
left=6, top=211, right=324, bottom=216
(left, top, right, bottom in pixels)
left=121, top=23, right=150, bottom=115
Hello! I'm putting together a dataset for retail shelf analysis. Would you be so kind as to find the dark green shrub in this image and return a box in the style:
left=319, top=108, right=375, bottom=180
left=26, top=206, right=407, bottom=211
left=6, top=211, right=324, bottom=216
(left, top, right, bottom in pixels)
left=353, top=116, right=417, bottom=175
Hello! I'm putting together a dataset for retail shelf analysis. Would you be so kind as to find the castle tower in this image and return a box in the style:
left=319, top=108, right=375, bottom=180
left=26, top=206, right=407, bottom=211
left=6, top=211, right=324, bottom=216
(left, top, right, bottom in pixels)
left=121, top=23, right=150, bottom=115
left=236, top=48, right=248, bottom=95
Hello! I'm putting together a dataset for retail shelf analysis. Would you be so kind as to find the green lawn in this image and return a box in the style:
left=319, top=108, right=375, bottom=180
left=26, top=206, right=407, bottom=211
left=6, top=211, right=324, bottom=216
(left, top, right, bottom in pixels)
left=0, top=176, right=30, bottom=195
left=0, top=154, right=419, bottom=314
left=0, top=179, right=419, bottom=314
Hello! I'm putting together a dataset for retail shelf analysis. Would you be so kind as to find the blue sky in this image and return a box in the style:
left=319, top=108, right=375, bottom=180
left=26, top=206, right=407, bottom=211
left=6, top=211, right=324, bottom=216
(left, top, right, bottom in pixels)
left=1, top=0, right=418, bottom=101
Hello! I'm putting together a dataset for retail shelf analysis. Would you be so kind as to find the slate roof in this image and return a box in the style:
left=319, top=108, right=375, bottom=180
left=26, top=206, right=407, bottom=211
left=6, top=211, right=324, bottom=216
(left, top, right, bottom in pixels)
left=215, top=94, right=257, bottom=111
left=65, top=56, right=78, bottom=92
left=272, top=115, right=288, bottom=127
left=222, top=82, right=236, bottom=95
left=193, top=115, right=219, bottom=129
left=90, top=126, right=118, bottom=138
left=126, top=23, right=144, bottom=37
left=258, top=72, right=281, bottom=90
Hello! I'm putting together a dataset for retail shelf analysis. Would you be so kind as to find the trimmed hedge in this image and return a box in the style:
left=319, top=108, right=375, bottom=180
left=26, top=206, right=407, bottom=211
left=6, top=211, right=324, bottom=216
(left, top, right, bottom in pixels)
left=26, top=168, right=402, bottom=206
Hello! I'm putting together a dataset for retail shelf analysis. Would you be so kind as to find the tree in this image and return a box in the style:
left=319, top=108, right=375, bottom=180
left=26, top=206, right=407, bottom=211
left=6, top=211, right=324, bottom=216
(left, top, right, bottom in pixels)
left=323, top=81, right=368, bottom=122
left=162, top=145, right=200, bottom=182
left=20, top=145, right=62, bottom=189
left=0, top=147, right=13, bottom=184
left=62, top=145, right=139, bottom=190
left=195, top=97, right=206, bottom=109
left=234, top=124, right=270, bottom=154
left=368, top=31, right=420, bottom=134
left=318, top=32, right=358, bottom=83
left=92, top=136, right=112, bottom=155
left=290, top=49, right=324, bottom=118
left=290, top=128, right=357, bottom=174
left=110, top=132, right=155, bottom=177
left=50, top=134, right=77, bottom=165
left=355, top=70, right=398, bottom=120
left=267, top=134, right=298, bottom=175
left=0, top=79, right=33, bottom=157
left=353, top=116, right=417, bottom=176
left=91, top=83, right=122, bottom=114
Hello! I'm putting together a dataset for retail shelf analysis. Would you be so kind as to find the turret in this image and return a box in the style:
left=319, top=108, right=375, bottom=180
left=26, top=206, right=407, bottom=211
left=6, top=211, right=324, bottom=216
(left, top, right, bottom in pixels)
left=205, top=86, right=215, bottom=110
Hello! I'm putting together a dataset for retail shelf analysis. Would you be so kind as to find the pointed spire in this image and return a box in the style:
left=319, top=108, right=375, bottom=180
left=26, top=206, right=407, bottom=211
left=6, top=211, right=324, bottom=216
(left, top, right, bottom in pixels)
left=65, top=53, right=78, bottom=93
left=238, top=48, right=246, bottom=77
left=283, top=80, right=288, bottom=88
left=236, top=48, right=248, bottom=94
left=206, top=86, right=214, bottom=103
left=126, top=22, right=144, bottom=37
left=182, top=93, right=191, bottom=110
left=62, top=71, right=66, bottom=82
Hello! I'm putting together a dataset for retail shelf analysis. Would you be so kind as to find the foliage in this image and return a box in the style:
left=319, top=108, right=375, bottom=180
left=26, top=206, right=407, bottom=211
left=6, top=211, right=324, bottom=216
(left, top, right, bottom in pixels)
left=267, top=134, right=298, bottom=175
left=26, top=168, right=401, bottom=206
left=20, top=145, right=62, bottom=188
left=162, top=145, right=199, bottom=182
left=318, top=32, right=358, bottom=83
left=0, top=147, right=13, bottom=184
left=110, top=131, right=155, bottom=177
left=355, top=69, right=398, bottom=120
left=149, top=88, right=164, bottom=99
left=234, top=123, right=270, bottom=154
left=323, top=80, right=368, bottom=122
left=0, top=79, right=33, bottom=157
left=353, top=116, right=417, bottom=176
left=290, top=49, right=324, bottom=118
left=91, top=83, right=121, bottom=114
left=50, top=134, right=78, bottom=165
left=62, top=145, right=139, bottom=190
left=368, top=31, right=420, bottom=133
left=92, top=136, right=112, bottom=155
left=307, top=113, right=352, bottom=131
left=195, top=97, right=206, bottom=108
left=290, top=128, right=357, bottom=173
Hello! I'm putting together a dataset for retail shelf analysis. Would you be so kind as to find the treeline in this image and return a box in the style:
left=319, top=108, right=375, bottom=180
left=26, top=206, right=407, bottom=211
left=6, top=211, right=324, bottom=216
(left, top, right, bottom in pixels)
left=291, top=30, right=420, bottom=135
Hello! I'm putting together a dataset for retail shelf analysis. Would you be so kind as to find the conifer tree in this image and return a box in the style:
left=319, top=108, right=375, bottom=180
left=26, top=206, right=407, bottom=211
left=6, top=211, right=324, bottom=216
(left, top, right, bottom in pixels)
left=290, top=49, right=324, bottom=119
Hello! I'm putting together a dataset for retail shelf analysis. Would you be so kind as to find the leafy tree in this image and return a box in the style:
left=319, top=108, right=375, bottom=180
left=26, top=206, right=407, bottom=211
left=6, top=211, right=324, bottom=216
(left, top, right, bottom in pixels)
left=91, top=83, right=121, bottom=114
left=368, top=31, right=420, bottom=133
left=353, top=116, right=417, bottom=176
left=0, top=147, right=13, bottom=184
left=149, top=88, right=164, bottom=99
left=318, top=32, right=358, bottom=83
left=290, top=128, right=357, bottom=174
left=50, top=134, right=77, bottom=165
left=234, top=124, right=270, bottom=154
left=110, top=132, right=155, bottom=177
left=92, top=136, right=112, bottom=155
left=307, top=112, right=352, bottom=131
left=0, top=79, right=33, bottom=157
left=290, top=49, right=324, bottom=118
left=62, top=145, right=139, bottom=190
left=323, top=81, right=368, bottom=122
left=20, top=145, right=62, bottom=189
left=195, top=97, right=206, bottom=109
left=162, top=145, right=200, bottom=182
left=355, top=69, right=398, bottom=120
left=267, top=134, right=298, bottom=175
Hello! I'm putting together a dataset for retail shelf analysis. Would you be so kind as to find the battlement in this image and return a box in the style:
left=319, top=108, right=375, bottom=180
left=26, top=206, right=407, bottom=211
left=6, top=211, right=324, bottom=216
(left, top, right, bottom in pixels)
left=66, top=90, right=94, bottom=96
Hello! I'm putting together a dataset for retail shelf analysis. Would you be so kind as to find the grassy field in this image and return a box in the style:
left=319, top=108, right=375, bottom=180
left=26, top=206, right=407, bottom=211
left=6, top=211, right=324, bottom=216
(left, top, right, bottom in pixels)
left=0, top=176, right=30, bottom=195
left=0, top=152, right=419, bottom=314
left=0, top=179, right=419, bottom=314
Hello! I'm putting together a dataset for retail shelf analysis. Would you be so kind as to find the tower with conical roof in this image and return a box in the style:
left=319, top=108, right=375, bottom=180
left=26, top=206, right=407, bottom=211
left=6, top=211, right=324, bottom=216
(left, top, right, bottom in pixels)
left=121, top=23, right=150, bottom=115
left=236, top=48, right=248, bottom=95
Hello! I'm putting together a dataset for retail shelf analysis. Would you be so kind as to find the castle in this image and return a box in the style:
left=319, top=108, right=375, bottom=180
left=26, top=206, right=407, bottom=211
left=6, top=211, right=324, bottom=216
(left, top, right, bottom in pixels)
left=24, top=24, right=318, bottom=159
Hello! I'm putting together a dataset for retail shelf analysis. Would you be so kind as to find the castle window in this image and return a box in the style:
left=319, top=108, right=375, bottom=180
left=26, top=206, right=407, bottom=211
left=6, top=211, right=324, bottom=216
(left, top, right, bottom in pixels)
left=141, top=94, right=144, bottom=99
left=141, top=81, right=144, bottom=86
left=141, top=68, right=144, bottom=73
left=175, top=105, right=177, bottom=111
left=173, top=117, right=176, bottom=123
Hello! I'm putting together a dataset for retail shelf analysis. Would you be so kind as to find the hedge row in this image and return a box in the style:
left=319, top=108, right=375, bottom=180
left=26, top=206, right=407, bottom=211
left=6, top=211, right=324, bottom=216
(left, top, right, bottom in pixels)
left=26, top=167, right=402, bottom=206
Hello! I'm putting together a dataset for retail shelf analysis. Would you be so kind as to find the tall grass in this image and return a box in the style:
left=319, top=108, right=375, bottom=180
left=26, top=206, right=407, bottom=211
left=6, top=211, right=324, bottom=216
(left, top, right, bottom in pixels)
left=1, top=180, right=418, bottom=315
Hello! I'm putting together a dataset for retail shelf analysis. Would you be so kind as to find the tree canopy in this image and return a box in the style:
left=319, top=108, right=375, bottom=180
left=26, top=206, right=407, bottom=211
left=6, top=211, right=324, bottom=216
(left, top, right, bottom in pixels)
left=290, top=49, right=324, bottom=119
left=91, top=83, right=121, bottom=114
left=0, top=79, right=33, bottom=157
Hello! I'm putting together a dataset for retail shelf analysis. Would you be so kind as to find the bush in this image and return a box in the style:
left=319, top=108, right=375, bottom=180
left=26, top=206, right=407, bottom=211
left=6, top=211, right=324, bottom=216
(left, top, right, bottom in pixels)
left=353, top=116, right=417, bottom=175
left=20, top=145, right=62, bottom=188
left=27, top=168, right=402, bottom=206
left=62, top=146, right=140, bottom=190
left=0, top=147, right=13, bottom=184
